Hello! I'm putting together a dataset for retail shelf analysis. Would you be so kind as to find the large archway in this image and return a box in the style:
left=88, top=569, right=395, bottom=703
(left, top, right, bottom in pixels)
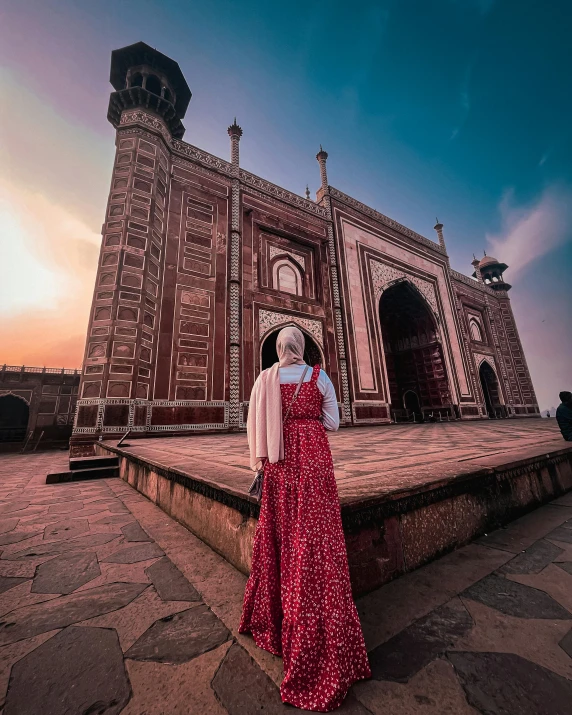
left=0, top=394, right=30, bottom=443
left=260, top=328, right=323, bottom=371
left=379, top=281, right=452, bottom=421
left=479, top=361, right=503, bottom=418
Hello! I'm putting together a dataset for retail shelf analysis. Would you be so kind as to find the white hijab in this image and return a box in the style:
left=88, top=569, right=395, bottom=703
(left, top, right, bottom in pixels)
left=247, top=327, right=305, bottom=469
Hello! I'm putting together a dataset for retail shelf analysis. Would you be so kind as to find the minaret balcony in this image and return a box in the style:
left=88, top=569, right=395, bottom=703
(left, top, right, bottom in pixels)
left=107, top=87, right=185, bottom=139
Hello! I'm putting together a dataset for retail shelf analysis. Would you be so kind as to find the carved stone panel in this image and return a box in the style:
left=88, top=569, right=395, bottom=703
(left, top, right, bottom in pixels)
left=258, top=309, right=323, bottom=347
left=369, top=258, right=439, bottom=319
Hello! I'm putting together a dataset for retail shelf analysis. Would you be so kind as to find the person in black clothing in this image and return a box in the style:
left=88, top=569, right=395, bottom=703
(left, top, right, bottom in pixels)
left=556, top=391, right=572, bottom=441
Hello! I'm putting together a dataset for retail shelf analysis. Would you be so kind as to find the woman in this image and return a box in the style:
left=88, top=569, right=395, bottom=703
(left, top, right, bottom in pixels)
left=239, top=326, right=371, bottom=712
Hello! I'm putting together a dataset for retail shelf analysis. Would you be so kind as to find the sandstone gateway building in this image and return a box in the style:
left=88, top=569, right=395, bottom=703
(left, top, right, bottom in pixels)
left=72, top=42, right=538, bottom=444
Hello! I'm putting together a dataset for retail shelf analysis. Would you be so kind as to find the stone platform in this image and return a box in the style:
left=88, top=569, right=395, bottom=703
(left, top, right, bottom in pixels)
left=98, top=420, right=572, bottom=594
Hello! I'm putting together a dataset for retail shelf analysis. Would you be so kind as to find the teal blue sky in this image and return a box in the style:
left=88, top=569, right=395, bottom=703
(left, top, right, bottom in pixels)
left=1, top=0, right=571, bottom=410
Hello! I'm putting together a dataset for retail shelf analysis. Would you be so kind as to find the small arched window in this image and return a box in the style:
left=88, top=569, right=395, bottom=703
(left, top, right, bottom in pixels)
left=469, top=319, right=483, bottom=342
left=277, top=264, right=300, bottom=295
left=145, top=75, right=162, bottom=96
left=131, top=73, right=143, bottom=88
left=271, top=257, right=303, bottom=296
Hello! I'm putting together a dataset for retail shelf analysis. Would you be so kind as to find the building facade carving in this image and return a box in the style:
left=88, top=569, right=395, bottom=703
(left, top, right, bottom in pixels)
left=258, top=310, right=324, bottom=347
left=369, top=259, right=439, bottom=318
left=71, top=43, right=538, bottom=446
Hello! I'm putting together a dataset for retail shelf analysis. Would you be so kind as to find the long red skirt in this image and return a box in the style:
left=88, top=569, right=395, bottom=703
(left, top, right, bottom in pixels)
left=239, top=366, right=371, bottom=712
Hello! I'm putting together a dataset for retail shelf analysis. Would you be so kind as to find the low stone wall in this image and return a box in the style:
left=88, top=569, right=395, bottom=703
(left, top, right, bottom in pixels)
left=98, top=443, right=572, bottom=595
left=342, top=449, right=572, bottom=593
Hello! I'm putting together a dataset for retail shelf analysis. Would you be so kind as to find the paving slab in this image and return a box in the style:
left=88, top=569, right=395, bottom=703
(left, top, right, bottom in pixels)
left=0, top=577, right=28, bottom=596
left=507, top=563, right=572, bottom=614
left=31, top=551, right=100, bottom=594
left=368, top=599, right=473, bottom=682
left=47, top=500, right=84, bottom=513
left=0, top=581, right=147, bottom=645
left=559, top=629, right=572, bottom=658
left=122, top=643, right=230, bottom=715
left=500, top=539, right=564, bottom=575
left=0, top=519, right=19, bottom=535
left=102, top=542, right=164, bottom=563
left=125, top=605, right=230, bottom=663
left=211, top=643, right=291, bottom=714
left=43, top=518, right=89, bottom=540
left=0, top=531, right=40, bottom=547
left=3, top=626, right=130, bottom=715
left=146, top=557, right=202, bottom=602
left=449, top=651, right=572, bottom=715
left=463, top=573, right=571, bottom=619
left=353, top=658, right=478, bottom=715
left=121, top=522, right=152, bottom=542
left=0, top=631, right=58, bottom=710
left=3, top=532, right=119, bottom=561
left=456, top=598, right=572, bottom=681
left=0, top=502, right=29, bottom=515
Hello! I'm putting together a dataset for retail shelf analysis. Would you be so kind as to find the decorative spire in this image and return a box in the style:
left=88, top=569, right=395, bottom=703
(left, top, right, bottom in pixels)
left=227, top=118, right=242, bottom=172
left=227, top=117, right=243, bottom=139
left=305, top=185, right=311, bottom=200
left=316, top=145, right=329, bottom=190
left=433, top=218, right=446, bottom=251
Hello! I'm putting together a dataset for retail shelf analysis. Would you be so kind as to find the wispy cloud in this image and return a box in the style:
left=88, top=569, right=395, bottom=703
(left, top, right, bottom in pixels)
left=486, top=184, right=572, bottom=276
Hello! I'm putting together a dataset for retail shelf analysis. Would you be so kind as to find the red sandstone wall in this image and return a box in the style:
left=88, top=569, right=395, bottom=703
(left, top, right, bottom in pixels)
left=329, top=192, right=475, bottom=424
left=452, top=274, right=538, bottom=416
left=240, top=191, right=334, bottom=406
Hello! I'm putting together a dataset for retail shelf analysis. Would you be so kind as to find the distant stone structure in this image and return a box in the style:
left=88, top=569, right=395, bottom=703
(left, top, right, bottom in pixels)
left=72, top=42, right=538, bottom=445
left=0, top=365, right=80, bottom=451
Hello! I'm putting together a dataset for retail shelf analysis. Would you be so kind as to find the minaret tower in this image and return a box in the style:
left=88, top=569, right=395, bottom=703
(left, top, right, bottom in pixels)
left=472, top=254, right=511, bottom=291
left=74, top=42, right=191, bottom=445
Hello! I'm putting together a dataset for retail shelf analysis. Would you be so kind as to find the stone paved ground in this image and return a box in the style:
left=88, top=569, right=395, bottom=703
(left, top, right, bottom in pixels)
left=110, top=419, right=564, bottom=504
left=0, top=446, right=571, bottom=714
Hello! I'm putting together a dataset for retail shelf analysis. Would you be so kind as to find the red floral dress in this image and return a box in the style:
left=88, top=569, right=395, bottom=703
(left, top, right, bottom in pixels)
left=239, top=365, right=371, bottom=712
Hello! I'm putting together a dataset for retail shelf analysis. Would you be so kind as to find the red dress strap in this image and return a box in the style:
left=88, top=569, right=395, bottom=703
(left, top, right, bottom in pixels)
left=311, top=364, right=321, bottom=383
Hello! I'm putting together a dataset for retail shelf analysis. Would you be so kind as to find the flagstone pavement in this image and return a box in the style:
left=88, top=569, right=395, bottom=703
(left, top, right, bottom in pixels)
left=0, top=446, right=571, bottom=714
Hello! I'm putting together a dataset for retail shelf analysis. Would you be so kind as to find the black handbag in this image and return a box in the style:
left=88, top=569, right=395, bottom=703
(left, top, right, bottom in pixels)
left=248, top=365, right=309, bottom=502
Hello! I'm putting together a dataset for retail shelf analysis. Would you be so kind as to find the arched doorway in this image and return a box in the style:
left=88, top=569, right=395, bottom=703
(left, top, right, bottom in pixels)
left=379, top=281, right=452, bottom=421
left=403, top=390, right=422, bottom=420
left=479, top=361, right=503, bottom=418
left=260, top=328, right=323, bottom=371
left=0, top=394, right=30, bottom=443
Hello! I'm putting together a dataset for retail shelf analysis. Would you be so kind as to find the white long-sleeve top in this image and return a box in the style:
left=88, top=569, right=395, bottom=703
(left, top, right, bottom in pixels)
left=278, top=363, right=340, bottom=431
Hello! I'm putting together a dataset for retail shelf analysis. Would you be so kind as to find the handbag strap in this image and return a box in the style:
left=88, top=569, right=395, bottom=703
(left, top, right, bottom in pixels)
left=283, top=365, right=309, bottom=422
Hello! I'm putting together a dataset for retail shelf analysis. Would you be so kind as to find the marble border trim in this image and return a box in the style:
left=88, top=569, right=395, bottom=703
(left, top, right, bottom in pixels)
left=258, top=309, right=324, bottom=348
left=73, top=398, right=229, bottom=433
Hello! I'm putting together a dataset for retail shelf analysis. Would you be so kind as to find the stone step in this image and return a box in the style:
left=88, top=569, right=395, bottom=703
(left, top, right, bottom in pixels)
left=69, top=455, right=119, bottom=471
left=46, top=465, right=119, bottom=484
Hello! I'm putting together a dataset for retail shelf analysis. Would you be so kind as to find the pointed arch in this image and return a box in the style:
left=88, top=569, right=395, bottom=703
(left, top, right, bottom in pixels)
left=259, top=323, right=325, bottom=371
left=271, top=256, right=304, bottom=296
left=379, top=280, right=452, bottom=417
left=469, top=318, right=483, bottom=342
